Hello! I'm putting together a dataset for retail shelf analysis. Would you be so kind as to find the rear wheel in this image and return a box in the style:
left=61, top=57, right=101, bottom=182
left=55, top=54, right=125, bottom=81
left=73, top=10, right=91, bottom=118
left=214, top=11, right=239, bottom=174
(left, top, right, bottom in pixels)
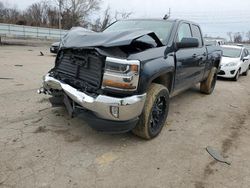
left=233, top=70, right=240, bottom=81
left=200, top=67, right=217, bottom=94
left=132, top=83, right=169, bottom=140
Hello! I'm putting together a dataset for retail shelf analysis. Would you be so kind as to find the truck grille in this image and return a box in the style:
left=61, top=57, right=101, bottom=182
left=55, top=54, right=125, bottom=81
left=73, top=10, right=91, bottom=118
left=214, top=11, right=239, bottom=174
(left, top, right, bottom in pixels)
left=54, top=49, right=105, bottom=93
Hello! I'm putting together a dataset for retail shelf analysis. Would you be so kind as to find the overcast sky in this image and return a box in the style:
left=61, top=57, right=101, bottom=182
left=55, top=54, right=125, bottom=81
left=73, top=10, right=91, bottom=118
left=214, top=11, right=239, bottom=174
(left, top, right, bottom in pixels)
left=3, top=0, right=250, bottom=39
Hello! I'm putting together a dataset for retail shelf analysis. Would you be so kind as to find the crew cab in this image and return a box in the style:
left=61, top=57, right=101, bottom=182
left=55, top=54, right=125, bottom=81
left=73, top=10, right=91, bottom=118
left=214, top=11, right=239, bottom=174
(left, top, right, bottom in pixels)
left=218, top=45, right=249, bottom=80
left=38, top=19, right=222, bottom=139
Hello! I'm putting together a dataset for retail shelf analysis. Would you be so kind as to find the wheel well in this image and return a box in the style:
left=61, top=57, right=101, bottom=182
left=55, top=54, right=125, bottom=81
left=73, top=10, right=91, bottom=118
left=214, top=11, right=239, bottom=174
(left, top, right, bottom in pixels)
left=214, top=59, right=220, bottom=69
left=152, top=73, right=173, bottom=93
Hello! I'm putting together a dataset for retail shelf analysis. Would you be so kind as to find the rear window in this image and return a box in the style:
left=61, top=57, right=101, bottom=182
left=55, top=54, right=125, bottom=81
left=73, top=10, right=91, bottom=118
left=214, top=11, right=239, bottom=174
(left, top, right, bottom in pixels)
left=192, top=25, right=203, bottom=47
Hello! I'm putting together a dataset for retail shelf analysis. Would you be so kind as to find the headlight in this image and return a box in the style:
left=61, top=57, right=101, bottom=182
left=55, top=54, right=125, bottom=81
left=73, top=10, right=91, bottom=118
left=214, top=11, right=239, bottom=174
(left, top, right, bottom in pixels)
left=102, top=57, right=140, bottom=91
left=225, top=62, right=238, bottom=67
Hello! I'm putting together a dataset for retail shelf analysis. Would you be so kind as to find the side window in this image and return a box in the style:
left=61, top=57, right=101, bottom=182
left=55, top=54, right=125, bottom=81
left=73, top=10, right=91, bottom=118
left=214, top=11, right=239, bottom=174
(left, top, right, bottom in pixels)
left=192, top=25, right=203, bottom=47
left=244, top=49, right=249, bottom=57
left=177, top=23, right=192, bottom=42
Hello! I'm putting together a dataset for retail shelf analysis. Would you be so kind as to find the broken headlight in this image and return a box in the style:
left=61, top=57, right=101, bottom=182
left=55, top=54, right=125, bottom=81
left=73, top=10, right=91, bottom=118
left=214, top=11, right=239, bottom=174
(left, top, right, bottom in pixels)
left=102, top=57, right=140, bottom=91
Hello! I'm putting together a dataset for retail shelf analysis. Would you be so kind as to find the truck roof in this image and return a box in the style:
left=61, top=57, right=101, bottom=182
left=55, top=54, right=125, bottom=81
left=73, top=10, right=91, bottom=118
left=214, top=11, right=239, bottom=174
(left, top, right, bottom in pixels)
left=122, top=18, right=199, bottom=25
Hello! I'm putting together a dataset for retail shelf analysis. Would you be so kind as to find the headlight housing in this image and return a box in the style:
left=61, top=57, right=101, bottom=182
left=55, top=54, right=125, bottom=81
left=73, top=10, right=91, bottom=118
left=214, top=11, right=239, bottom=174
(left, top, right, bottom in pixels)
left=102, top=57, right=140, bottom=91
left=224, top=62, right=238, bottom=67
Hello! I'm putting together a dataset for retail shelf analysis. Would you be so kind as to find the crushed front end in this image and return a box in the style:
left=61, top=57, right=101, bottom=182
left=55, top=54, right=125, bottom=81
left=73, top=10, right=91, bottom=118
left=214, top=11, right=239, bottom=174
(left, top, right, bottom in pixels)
left=38, top=47, right=146, bottom=133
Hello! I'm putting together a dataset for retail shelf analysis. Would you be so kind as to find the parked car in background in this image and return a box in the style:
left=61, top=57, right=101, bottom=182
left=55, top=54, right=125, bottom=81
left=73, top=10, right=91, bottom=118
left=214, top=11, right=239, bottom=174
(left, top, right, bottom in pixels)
left=50, top=42, right=60, bottom=54
left=218, top=45, right=250, bottom=81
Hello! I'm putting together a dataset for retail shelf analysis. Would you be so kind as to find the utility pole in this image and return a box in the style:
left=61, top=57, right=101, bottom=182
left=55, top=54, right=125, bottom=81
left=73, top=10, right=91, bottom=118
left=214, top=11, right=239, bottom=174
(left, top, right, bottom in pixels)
left=59, top=0, right=62, bottom=30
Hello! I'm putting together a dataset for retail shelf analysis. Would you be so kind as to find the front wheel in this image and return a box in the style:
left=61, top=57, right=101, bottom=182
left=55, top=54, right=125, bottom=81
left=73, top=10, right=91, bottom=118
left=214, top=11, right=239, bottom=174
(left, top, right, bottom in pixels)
left=132, top=83, right=169, bottom=140
left=242, top=68, right=248, bottom=76
left=233, top=70, right=240, bottom=81
left=200, top=67, right=217, bottom=94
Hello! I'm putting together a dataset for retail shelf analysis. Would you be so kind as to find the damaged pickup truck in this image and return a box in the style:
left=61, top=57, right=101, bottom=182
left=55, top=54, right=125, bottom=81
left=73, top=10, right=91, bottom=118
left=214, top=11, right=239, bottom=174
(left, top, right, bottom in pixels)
left=38, top=19, right=222, bottom=139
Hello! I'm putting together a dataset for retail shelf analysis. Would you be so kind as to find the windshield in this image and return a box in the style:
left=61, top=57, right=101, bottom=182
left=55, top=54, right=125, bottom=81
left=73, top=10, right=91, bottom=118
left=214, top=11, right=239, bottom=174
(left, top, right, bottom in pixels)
left=104, top=20, right=173, bottom=45
left=222, top=47, right=241, bottom=58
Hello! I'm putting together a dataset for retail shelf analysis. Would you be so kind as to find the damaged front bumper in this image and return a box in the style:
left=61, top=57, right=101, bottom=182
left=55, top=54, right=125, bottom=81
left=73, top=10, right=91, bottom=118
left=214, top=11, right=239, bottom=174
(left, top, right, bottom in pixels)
left=39, top=74, right=146, bottom=131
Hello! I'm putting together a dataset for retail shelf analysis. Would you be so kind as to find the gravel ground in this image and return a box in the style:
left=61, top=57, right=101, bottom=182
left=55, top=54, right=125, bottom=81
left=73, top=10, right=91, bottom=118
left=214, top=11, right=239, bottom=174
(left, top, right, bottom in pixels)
left=0, top=45, right=250, bottom=188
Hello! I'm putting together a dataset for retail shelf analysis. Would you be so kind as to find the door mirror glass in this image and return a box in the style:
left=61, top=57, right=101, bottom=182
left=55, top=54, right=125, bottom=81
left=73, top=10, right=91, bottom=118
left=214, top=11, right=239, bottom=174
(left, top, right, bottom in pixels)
left=176, top=37, right=199, bottom=49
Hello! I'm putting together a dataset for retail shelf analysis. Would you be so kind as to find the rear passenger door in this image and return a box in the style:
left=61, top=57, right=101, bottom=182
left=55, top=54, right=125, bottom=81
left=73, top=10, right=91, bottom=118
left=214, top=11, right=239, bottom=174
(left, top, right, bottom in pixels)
left=174, top=22, right=206, bottom=91
left=190, top=24, right=207, bottom=82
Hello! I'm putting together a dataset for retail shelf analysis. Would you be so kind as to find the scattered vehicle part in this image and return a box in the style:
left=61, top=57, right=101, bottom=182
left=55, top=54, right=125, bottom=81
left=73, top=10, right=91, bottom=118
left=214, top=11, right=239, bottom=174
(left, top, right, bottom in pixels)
left=14, top=64, right=23, bottom=67
left=206, top=146, right=231, bottom=165
left=40, top=51, right=44, bottom=56
left=38, top=19, right=222, bottom=139
left=218, top=45, right=250, bottom=81
left=0, top=77, right=14, bottom=80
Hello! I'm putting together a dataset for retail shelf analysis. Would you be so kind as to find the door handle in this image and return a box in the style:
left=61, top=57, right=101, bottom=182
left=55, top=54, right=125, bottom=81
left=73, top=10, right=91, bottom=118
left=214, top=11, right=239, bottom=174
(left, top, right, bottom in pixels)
left=192, top=54, right=197, bottom=58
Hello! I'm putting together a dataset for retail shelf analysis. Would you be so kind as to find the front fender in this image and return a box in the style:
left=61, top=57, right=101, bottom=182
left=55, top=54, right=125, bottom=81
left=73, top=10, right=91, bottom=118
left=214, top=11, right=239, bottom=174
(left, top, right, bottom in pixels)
left=137, top=55, right=175, bottom=94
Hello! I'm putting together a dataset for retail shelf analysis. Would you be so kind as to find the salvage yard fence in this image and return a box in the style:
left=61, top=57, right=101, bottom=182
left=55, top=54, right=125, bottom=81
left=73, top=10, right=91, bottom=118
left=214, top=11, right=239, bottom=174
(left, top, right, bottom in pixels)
left=0, top=23, right=68, bottom=40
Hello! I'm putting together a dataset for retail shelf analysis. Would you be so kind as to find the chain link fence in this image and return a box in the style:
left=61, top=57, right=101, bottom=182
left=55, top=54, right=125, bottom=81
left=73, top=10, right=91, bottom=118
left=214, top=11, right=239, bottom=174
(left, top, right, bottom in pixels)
left=0, top=23, right=68, bottom=41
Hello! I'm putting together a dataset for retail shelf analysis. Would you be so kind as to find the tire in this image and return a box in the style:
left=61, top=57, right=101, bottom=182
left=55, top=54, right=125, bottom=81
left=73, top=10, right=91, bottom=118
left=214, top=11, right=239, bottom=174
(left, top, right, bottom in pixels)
left=200, top=67, right=217, bottom=95
left=233, top=70, right=240, bottom=81
left=132, top=83, right=169, bottom=140
left=49, top=91, right=64, bottom=106
left=242, top=68, right=248, bottom=76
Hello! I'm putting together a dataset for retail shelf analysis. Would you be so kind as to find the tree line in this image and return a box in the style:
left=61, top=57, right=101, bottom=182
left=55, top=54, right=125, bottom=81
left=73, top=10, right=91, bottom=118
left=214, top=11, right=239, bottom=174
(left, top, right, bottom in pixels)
left=0, top=0, right=132, bottom=31
left=227, top=32, right=250, bottom=43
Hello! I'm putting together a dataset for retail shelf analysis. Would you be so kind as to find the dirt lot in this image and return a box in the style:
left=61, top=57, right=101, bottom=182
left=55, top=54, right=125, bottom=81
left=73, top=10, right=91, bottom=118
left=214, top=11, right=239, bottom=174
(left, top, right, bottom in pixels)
left=0, top=44, right=250, bottom=188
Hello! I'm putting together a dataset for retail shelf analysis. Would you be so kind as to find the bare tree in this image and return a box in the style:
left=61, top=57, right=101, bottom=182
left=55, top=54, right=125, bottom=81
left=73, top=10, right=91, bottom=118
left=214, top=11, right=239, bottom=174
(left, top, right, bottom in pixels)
left=114, top=11, right=133, bottom=21
left=24, top=1, right=50, bottom=26
left=47, top=7, right=60, bottom=28
left=234, top=32, right=242, bottom=43
left=53, top=0, right=101, bottom=29
left=1, top=8, right=20, bottom=24
left=246, top=31, right=250, bottom=42
left=0, top=0, right=131, bottom=30
left=92, top=6, right=112, bottom=31
left=92, top=6, right=132, bottom=32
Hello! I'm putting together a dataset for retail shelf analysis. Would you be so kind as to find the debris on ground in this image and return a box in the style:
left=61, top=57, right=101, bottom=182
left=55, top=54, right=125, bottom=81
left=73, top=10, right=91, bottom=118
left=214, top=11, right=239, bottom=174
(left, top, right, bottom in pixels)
left=206, top=146, right=231, bottom=165
left=31, top=117, right=43, bottom=124
left=33, top=126, right=47, bottom=133
left=40, top=51, right=44, bottom=56
left=14, top=64, right=23, bottom=67
left=229, top=104, right=238, bottom=109
left=0, top=77, right=14, bottom=80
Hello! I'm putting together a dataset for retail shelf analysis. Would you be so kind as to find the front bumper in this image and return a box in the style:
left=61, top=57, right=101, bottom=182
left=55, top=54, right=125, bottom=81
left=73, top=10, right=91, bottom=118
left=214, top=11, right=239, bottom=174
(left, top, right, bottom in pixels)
left=40, top=74, right=146, bottom=121
left=218, top=66, right=238, bottom=78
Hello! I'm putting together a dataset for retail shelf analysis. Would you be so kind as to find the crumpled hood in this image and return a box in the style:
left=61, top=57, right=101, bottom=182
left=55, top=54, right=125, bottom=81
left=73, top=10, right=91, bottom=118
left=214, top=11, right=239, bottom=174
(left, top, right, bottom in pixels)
left=221, top=57, right=240, bottom=65
left=60, top=28, right=163, bottom=48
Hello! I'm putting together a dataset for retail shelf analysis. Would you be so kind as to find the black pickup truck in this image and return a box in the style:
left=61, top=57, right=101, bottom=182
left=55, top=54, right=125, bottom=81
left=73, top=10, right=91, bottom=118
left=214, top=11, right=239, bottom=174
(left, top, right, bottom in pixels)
left=38, top=19, right=222, bottom=139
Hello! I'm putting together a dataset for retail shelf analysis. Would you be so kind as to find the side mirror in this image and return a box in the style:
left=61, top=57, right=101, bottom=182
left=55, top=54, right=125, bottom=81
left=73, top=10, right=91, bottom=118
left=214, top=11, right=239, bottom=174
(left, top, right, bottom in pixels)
left=243, top=56, right=249, bottom=62
left=176, top=37, right=199, bottom=49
